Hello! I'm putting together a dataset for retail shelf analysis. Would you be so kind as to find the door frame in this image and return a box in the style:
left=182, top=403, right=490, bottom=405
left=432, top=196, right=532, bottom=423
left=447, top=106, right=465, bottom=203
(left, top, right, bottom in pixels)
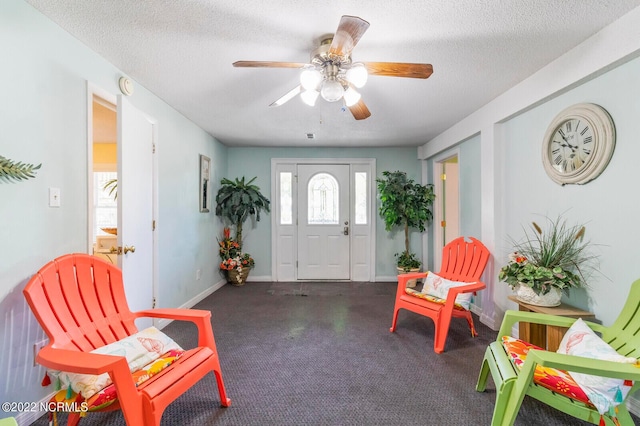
left=432, top=148, right=460, bottom=269
left=86, top=82, right=159, bottom=314
left=271, top=158, right=376, bottom=282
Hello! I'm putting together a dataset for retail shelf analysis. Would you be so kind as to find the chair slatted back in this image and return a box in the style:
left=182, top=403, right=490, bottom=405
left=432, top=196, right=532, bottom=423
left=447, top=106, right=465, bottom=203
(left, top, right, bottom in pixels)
left=24, top=253, right=138, bottom=352
left=603, top=279, right=640, bottom=358
left=438, top=237, right=490, bottom=282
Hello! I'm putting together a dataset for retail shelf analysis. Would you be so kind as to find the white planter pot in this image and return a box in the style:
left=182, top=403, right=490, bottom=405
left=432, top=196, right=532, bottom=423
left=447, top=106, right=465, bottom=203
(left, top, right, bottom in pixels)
left=515, top=283, right=562, bottom=307
left=397, top=267, right=421, bottom=288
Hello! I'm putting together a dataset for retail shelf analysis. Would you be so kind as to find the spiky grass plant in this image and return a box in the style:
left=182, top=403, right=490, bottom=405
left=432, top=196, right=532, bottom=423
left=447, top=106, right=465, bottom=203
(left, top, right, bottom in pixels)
left=0, top=155, right=41, bottom=182
left=499, top=215, right=598, bottom=295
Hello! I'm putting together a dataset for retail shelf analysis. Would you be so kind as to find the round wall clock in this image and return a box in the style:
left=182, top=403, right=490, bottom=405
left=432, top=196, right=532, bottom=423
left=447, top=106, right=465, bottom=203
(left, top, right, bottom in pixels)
left=541, top=103, right=615, bottom=185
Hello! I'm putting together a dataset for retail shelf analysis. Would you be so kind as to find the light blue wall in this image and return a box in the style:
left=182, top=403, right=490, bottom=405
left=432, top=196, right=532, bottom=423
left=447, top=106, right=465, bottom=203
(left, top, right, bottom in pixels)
left=226, top=147, right=422, bottom=278
left=0, top=0, right=226, bottom=411
left=459, top=135, right=482, bottom=238
left=500, top=55, right=640, bottom=326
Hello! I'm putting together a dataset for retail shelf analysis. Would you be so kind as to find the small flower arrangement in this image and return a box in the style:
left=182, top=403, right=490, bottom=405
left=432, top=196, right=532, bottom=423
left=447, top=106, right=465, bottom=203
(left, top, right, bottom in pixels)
left=218, top=228, right=254, bottom=274
left=498, top=215, right=597, bottom=296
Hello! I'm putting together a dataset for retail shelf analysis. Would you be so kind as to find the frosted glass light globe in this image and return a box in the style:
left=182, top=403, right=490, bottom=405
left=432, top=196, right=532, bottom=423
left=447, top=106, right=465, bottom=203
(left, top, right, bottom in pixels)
left=301, top=89, right=319, bottom=106
left=346, top=63, right=368, bottom=88
left=343, top=87, right=361, bottom=107
left=320, top=79, right=345, bottom=102
left=300, top=68, right=322, bottom=91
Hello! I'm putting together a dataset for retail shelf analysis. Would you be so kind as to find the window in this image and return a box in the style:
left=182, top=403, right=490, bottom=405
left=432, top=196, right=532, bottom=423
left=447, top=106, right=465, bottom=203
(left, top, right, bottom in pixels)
left=308, top=173, right=339, bottom=224
left=280, top=172, right=292, bottom=225
left=94, top=172, right=117, bottom=241
left=355, top=172, right=367, bottom=224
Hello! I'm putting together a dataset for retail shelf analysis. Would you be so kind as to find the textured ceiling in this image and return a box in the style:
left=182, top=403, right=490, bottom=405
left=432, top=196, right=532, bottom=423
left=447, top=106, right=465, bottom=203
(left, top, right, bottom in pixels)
left=25, top=0, right=640, bottom=148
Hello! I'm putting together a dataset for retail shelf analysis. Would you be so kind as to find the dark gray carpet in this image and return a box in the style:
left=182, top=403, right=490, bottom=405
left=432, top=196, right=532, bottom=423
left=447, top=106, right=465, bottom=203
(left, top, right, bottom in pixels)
left=31, top=282, right=637, bottom=425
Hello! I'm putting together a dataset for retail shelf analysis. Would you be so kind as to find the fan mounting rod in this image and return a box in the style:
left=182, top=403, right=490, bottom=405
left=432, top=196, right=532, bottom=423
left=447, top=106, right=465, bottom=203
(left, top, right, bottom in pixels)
left=311, top=36, right=352, bottom=69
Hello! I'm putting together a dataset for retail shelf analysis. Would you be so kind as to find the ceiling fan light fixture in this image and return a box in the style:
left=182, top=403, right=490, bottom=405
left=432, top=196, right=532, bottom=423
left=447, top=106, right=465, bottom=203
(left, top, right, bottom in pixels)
left=346, top=63, right=368, bottom=88
left=300, top=67, right=322, bottom=91
left=343, top=87, right=361, bottom=107
left=320, top=79, right=344, bottom=102
left=300, top=89, right=320, bottom=106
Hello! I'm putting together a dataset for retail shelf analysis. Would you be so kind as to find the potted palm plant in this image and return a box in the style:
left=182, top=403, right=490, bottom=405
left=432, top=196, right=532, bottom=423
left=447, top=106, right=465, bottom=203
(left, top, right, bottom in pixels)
left=376, top=171, right=435, bottom=284
left=498, top=215, right=598, bottom=306
left=215, top=176, right=270, bottom=285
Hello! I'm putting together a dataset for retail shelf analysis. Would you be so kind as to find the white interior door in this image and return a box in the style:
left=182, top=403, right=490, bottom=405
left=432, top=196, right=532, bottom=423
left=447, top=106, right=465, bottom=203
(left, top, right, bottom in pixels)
left=297, top=164, right=350, bottom=280
left=117, top=95, right=155, bottom=328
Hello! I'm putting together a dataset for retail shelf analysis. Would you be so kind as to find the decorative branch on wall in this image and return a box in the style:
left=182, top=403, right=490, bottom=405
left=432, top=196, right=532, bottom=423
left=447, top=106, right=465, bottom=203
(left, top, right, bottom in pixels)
left=0, top=155, right=42, bottom=182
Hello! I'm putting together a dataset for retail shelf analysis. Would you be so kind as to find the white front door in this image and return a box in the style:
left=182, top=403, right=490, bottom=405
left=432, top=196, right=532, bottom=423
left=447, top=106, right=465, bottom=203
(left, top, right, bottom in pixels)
left=297, top=164, right=350, bottom=280
left=117, top=95, right=155, bottom=328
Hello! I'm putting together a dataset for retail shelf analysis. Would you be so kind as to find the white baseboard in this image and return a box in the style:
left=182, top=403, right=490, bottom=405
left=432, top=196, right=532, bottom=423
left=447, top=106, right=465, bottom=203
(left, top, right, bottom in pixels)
left=627, top=395, right=640, bottom=417
left=16, top=406, right=49, bottom=426
left=156, top=279, right=227, bottom=329
left=244, top=274, right=273, bottom=282
left=376, top=275, right=398, bottom=282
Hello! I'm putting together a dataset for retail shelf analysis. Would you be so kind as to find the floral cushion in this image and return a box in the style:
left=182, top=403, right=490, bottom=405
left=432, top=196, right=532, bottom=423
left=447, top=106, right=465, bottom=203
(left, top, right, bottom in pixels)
left=420, top=271, right=474, bottom=310
left=48, top=348, right=184, bottom=413
left=405, top=287, right=467, bottom=311
left=557, top=318, right=637, bottom=415
left=48, top=327, right=183, bottom=400
left=501, top=336, right=592, bottom=405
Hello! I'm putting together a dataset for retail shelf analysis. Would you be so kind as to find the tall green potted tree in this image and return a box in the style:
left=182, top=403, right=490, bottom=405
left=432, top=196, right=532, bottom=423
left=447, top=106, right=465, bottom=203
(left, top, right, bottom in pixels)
left=377, top=171, right=435, bottom=283
left=215, top=176, right=270, bottom=285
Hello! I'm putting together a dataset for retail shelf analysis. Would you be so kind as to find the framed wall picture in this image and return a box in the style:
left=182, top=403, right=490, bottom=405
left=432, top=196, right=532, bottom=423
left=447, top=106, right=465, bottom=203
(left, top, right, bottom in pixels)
left=199, top=154, right=211, bottom=212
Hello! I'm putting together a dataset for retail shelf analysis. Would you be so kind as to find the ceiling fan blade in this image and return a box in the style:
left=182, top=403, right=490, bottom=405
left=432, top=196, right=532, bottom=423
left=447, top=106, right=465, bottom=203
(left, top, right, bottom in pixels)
left=348, top=99, right=371, bottom=120
left=362, top=62, right=433, bottom=79
left=269, top=86, right=301, bottom=107
left=329, top=15, right=370, bottom=57
left=233, top=61, right=307, bottom=69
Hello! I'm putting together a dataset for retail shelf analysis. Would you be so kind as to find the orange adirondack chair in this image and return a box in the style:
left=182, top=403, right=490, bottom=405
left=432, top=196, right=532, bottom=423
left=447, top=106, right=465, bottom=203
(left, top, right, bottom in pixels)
left=390, top=236, right=490, bottom=353
left=23, top=253, right=231, bottom=426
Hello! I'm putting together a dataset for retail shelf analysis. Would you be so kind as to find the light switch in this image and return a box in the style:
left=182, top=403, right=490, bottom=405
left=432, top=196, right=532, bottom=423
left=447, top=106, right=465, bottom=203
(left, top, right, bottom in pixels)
left=49, top=187, right=61, bottom=207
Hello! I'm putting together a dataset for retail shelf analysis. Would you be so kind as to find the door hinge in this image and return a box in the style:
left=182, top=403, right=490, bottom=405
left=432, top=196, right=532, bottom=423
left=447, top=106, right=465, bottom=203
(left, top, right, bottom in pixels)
left=152, top=297, right=157, bottom=309
left=296, top=261, right=298, bottom=268
left=152, top=220, right=156, bottom=231
left=152, top=143, right=156, bottom=154
left=441, top=173, right=446, bottom=180
left=441, top=220, right=446, bottom=228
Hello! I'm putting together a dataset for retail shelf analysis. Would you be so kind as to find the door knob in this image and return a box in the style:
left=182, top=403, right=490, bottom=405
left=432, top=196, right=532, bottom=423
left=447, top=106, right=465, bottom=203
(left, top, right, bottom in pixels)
left=124, top=245, right=136, bottom=254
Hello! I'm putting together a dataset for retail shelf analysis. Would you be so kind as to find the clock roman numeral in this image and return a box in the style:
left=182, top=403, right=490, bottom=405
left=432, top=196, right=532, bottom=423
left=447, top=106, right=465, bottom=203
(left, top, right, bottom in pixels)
left=583, top=148, right=591, bottom=155
left=566, top=121, right=572, bottom=132
left=584, top=136, right=593, bottom=144
left=580, top=126, right=589, bottom=136
left=558, top=128, right=566, bottom=138
left=552, top=148, right=560, bottom=154
left=554, top=155, right=563, bottom=165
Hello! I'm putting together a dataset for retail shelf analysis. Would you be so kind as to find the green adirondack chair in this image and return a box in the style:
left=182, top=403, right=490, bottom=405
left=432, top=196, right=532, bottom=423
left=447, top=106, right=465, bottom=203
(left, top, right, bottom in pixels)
left=477, top=278, right=640, bottom=426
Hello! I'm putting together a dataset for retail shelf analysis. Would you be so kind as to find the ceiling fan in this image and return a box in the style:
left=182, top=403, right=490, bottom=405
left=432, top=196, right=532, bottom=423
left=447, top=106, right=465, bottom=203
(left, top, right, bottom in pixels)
left=233, top=15, right=433, bottom=120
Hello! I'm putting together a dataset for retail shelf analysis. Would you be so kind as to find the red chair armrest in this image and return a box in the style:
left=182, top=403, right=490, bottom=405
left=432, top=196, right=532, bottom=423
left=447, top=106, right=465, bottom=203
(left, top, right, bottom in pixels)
left=396, top=272, right=428, bottom=292
left=446, top=281, right=486, bottom=297
left=37, top=345, right=128, bottom=376
left=135, top=308, right=216, bottom=348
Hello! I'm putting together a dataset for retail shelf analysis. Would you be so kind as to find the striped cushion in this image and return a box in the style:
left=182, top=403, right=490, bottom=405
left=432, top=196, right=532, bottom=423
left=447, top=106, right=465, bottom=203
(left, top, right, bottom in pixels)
left=405, top=287, right=467, bottom=311
left=501, top=336, right=592, bottom=406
